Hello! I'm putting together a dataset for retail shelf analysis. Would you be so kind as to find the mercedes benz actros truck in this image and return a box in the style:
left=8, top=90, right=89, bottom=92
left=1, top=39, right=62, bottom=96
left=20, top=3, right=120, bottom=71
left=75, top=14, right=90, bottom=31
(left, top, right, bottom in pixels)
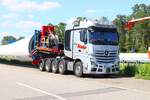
left=31, top=20, right=120, bottom=77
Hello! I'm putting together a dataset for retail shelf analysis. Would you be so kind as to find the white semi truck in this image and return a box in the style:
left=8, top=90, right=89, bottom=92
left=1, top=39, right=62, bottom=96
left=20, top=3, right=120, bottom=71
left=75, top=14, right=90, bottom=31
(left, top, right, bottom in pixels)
left=31, top=19, right=120, bottom=77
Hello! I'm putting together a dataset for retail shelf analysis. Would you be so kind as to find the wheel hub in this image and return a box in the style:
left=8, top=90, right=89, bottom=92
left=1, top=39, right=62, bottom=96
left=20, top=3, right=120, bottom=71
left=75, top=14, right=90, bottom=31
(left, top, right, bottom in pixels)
left=76, top=66, right=81, bottom=74
left=59, top=64, right=63, bottom=72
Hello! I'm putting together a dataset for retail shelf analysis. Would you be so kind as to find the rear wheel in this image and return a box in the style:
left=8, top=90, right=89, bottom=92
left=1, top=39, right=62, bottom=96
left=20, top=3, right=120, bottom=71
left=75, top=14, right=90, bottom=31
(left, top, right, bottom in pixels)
left=45, top=59, right=52, bottom=72
left=52, top=59, right=59, bottom=73
left=58, top=59, right=67, bottom=74
left=39, top=60, right=45, bottom=71
left=74, top=62, right=83, bottom=77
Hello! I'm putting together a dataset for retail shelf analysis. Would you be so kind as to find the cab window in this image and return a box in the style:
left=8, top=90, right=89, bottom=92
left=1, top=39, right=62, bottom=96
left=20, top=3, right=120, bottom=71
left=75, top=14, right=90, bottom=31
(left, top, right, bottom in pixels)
left=80, top=29, right=87, bottom=43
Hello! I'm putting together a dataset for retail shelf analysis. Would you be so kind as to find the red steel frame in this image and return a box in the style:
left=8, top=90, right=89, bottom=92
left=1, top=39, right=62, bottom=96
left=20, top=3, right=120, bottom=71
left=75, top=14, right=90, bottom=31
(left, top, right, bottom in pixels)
left=125, top=16, right=150, bottom=31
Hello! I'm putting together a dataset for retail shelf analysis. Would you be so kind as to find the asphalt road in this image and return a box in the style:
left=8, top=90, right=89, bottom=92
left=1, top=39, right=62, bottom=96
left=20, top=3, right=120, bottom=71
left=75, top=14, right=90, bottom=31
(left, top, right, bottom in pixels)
left=0, top=63, right=150, bottom=100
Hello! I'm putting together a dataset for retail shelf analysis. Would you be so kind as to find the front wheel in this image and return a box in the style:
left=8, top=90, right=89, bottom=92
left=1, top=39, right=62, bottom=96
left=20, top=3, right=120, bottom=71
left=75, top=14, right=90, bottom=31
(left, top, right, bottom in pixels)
left=74, top=62, right=83, bottom=77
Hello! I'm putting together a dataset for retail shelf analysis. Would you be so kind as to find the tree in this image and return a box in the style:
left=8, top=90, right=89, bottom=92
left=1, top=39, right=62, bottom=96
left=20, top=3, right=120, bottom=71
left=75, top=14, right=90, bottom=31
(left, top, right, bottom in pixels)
left=99, top=16, right=110, bottom=24
left=47, top=23, right=53, bottom=26
left=113, top=3, right=150, bottom=53
left=130, top=4, right=150, bottom=52
left=76, top=17, right=87, bottom=22
left=131, top=4, right=150, bottom=19
left=17, top=37, right=25, bottom=41
left=113, top=15, right=128, bottom=52
left=47, top=22, right=66, bottom=42
left=1, top=36, right=17, bottom=45
left=55, top=22, right=66, bottom=42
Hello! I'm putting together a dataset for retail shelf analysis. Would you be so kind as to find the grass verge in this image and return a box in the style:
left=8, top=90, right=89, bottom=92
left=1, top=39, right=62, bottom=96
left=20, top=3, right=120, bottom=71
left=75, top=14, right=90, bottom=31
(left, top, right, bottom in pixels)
left=0, top=57, right=32, bottom=66
left=120, top=63, right=150, bottom=80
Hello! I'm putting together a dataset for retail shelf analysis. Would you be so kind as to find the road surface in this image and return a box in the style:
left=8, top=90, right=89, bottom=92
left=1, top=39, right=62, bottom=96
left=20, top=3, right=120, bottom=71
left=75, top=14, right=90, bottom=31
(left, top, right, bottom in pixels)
left=0, top=63, right=150, bottom=100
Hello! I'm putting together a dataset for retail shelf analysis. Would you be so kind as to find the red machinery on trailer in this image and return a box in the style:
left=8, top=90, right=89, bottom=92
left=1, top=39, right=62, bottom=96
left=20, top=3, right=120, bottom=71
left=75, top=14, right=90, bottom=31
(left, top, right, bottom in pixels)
left=125, top=16, right=150, bottom=58
left=31, top=25, right=64, bottom=66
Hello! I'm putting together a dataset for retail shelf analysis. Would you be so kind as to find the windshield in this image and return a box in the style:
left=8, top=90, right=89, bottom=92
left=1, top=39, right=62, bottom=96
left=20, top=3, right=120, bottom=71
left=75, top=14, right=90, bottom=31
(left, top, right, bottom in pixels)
left=89, top=31, right=119, bottom=45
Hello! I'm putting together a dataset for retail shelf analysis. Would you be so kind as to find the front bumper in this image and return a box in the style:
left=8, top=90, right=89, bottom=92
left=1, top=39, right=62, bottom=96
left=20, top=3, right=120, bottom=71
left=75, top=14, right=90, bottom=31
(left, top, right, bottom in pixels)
left=84, top=63, right=119, bottom=74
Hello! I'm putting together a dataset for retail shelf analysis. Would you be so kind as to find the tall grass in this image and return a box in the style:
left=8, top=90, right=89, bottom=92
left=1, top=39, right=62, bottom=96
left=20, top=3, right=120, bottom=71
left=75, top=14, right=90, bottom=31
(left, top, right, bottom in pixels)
left=120, top=63, right=137, bottom=76
left=136, top=64, right=150, bottom=80
left=120, top=63, right=150, bottom=80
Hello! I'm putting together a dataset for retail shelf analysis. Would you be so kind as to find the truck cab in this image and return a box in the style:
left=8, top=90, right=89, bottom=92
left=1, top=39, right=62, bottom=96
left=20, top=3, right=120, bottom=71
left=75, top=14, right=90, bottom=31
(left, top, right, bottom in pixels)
left=64, top=20, right=119, bottom=76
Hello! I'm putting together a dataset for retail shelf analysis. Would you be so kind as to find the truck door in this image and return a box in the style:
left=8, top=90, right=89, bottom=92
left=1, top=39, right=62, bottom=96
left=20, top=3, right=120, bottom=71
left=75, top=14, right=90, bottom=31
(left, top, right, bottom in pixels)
left=64, top=30, right=73, bottom=58
left=73, top=29, right=88, bottom=60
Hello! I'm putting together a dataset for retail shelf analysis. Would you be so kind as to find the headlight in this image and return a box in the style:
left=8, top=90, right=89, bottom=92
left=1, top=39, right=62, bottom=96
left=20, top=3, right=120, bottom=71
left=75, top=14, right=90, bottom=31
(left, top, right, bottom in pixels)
left=91, top=61, right=98, bottom=67
left=90, top=58, right=98, bottom=67
left=114, top=60, right=119, bottom=67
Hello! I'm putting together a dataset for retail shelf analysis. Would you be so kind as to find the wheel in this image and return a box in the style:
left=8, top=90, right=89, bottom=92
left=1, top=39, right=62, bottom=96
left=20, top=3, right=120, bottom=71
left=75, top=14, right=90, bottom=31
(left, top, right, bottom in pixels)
left=39, top=60, right=45, bottom=71
left=58, top=60, right=67, bottom=74
left=52, top=59, right=59, bottom=73
left=74, top=62, right=83, bottom=77
left=45, top=59, right=52, bottom=72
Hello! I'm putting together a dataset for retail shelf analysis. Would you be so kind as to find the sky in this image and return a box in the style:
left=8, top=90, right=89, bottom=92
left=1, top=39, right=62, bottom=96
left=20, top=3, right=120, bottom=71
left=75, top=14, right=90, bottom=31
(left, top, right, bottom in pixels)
left=0, top=0, right=149, bottom=40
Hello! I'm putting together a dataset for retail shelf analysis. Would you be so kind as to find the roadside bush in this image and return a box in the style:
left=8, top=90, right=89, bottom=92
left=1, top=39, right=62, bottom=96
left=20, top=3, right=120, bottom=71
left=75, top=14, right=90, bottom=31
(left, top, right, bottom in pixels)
left=120, top=63, right=137, bottom=76
left=136, top=64, right=150, bottom=80
left=120, top=63, right=150, bottom=80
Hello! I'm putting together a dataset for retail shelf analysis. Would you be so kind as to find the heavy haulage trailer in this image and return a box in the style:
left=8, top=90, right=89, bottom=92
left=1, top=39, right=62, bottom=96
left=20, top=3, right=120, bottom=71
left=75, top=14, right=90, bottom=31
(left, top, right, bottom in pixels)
left=31, top=20, right=120, bottom=77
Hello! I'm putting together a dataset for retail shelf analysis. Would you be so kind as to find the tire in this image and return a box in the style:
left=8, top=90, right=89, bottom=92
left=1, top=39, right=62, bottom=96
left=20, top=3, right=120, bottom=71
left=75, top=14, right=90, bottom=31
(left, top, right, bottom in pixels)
left=58, top=60, right=67, bottom=74
left=45, top=59, right=52, bottom=72
left=39, top=60, right=45, bottom=71
left=74, top=62, right=83, bottom=77
left=52, top=59, right=59, bottom=73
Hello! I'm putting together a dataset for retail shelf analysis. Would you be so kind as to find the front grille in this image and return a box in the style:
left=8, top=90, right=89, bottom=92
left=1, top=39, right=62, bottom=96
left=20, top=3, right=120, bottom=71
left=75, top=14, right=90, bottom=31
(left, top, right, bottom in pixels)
left=93, top=50, right=118, bottom=63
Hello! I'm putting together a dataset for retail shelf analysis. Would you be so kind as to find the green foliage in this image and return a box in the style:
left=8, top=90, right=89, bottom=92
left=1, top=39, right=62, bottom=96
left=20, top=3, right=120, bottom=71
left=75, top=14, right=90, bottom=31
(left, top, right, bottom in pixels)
left=114, top=4, right=150, bottom=53
left=55, top=22, right=66, bottom=42
left=136, top=64, right=150, bottom=80
left=1, top=36, right=25, bottom=45
left=17, top=37, right=25, bottom=41
left=76, top=16, right=87, bottom=21
left=120, top=63, right=150, bottom=80
left=47, top=22, right=66, bottom=43
left=99, top=16, right=109, bottom=24
left=1, top=36, right=17, bottom=45
left=120, top=63, right=137, bottom=76
left=113, top=15, right=128, bottom=52
left=47, top=23, right=53, bottom=26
